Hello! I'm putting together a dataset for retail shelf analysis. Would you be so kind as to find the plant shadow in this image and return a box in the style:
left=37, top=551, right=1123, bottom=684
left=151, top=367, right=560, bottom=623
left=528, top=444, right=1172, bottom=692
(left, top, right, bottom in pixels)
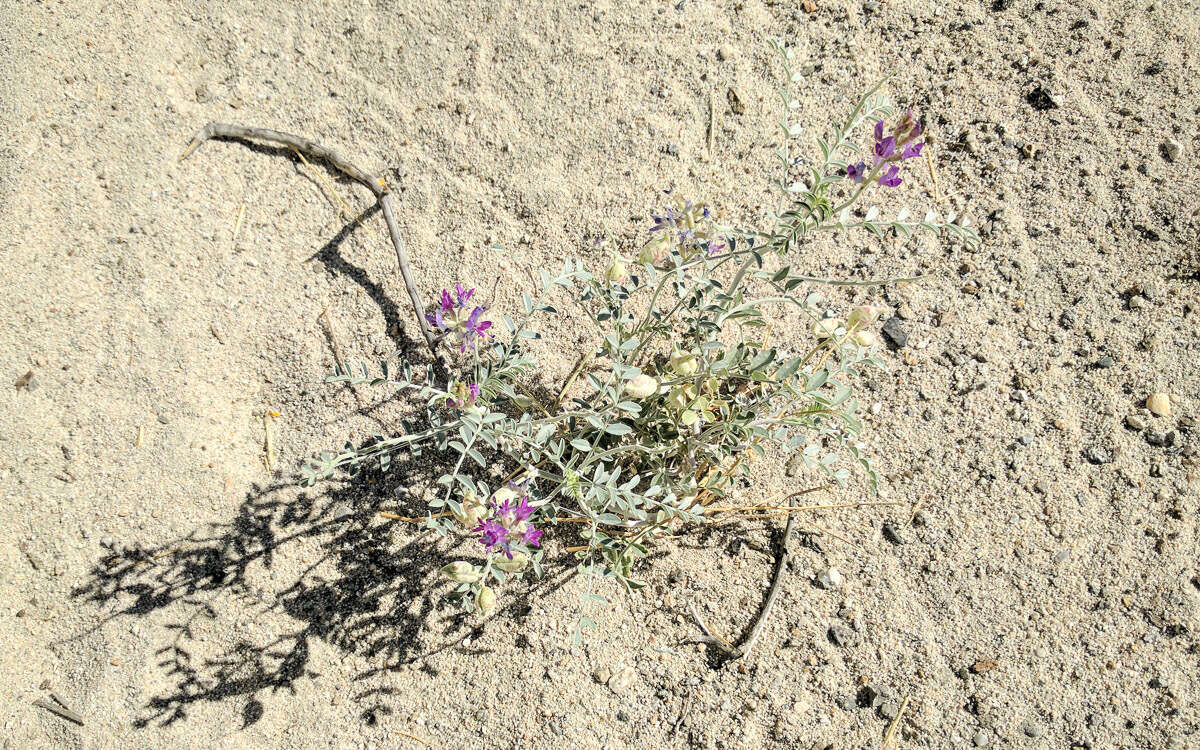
left=72, top=453, right=577, bottom=728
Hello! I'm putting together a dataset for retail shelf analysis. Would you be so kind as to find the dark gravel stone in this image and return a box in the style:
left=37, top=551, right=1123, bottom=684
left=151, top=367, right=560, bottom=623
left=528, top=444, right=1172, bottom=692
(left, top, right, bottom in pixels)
left=1026, top=86, right=1060, bottom=111
left=882, top=523, right=904, bottom=544
left=1095, top=355, right=1114, bottom=369
left=881, top=317, right=908, bottom=349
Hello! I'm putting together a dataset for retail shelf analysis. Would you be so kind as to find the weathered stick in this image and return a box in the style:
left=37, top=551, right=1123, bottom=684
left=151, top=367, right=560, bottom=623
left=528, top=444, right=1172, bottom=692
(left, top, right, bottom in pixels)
left=33, top=696, right=85, bottom=726
left=690, top=502, right=798, bottom=662
left=180, top=123, right=444, bottom=369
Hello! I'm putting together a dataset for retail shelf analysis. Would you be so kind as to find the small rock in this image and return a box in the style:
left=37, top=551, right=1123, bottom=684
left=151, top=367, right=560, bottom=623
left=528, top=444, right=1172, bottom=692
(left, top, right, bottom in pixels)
left=593, top=665, right=612, bottom=684
left=974, top=729, right=990, bottom=746
left=1145, top=430, right=1173, bottom=448
left=726, top=88, right=745, bottom=116
left=1146, top=392, right=1170, bottom=417
left=1161, top=139, right=1183, bottom=162
left=1058, top=309, right=1078, bottom=329
left=881, top=523, right=904, bottom=544
left=608, top=665, right=636, bottom=694
left=1125, top=415, right=1147, bottom=431
left=817, top=567, right=843, bottom=589
left=100, top=536, right=115, bottom=550
left=1095, top=355, right=1114, bottom=369
left=1084, top=446, right=1111, bottom=465
left=1026, top=86, right=1060, bottom=111
left=1129, top=295, right=1147, bottom=310
left=880, top=317, right=908, bottom=349
left=879, top=700, right=899, bottom=720
left=785, top=454, right=804, bottom=477
left=716, top=45, right=735, bottom=62
left=828, top=622, right=859, bottom=648
left=1022, top=720, right=1046, bottom=738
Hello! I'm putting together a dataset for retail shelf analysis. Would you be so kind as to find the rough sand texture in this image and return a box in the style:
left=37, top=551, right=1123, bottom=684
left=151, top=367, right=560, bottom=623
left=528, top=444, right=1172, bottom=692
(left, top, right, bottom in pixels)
left=1, top=1, right=1199, bottom=748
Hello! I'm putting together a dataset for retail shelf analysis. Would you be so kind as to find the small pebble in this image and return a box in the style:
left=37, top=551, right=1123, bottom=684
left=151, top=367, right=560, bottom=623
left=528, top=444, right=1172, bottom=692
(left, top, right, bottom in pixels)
left=974, top=729, right=990, bottom=746
left=880, top=317, right=908, bottom=349
left=1095, top=355, right=1113, bottom=369
left=817, top=567, right=843, bottom=589
left=829, top=622, right=859, bottom=648
left=1125, top=415, right=1147, bottom=431
left=1084, top=446, right=1111, bottom=465
left=608, top=665, right=636, bottom=694
left=1146, top=392, right=1170, bottom=417
left=881, top=523, right=904, bottom=544
left=1161, top=139, right=1182, bottom=162
left=1022, top=720, right=1046, bottom=738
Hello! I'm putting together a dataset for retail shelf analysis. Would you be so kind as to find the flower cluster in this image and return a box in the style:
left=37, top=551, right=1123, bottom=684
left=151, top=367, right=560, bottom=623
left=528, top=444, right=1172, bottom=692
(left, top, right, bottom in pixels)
left=427, top=284, right=493, bottom=352
left=475, top=486, right=543, bottom=559
left=638, top=195, right=726, bottom=265
left=446, top=380, right=480, bottom=409
left=847, top=109, right=925, bottom=188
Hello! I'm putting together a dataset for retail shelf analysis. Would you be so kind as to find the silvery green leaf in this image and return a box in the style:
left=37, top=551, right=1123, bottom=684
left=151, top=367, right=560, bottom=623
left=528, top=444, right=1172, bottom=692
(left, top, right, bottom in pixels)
left=570, top=439, right=592, bottom=452
left=864, top=205, right=879, bottom=222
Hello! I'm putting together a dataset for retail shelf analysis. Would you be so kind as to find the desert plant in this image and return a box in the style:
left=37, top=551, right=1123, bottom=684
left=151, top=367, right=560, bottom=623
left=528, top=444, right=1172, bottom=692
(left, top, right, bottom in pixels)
left=296, top=47, right=977, bottom=641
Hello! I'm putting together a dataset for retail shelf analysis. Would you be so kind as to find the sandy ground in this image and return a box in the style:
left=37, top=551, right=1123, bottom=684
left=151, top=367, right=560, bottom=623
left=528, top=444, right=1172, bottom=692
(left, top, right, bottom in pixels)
left=1, top=0, right=1199, bottom=748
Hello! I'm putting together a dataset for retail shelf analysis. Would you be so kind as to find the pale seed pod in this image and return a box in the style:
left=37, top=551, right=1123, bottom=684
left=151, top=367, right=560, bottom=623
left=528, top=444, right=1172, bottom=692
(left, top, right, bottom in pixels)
left=669, top=349, right=699, bottom=377
left=626, top=374, right=659, bottom=399
left=638, top=233, right=672, bottom=264
left=440, top=561, right=481, bottom=583
left=812, top=318, right=843, bottom=339
left=848, top=305, right=884, bottom=328
left=495, top=553, right=529, bottom=573
left=604, top=259, right=629, bottom=284
left=853, top=330, right=878, bottom=347
left=476, top=585, right=498, bottom=614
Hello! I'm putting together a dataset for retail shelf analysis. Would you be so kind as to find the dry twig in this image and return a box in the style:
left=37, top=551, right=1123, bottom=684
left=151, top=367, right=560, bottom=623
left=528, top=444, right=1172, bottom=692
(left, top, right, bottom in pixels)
left=690, top=497, right=799, bottom=661
left=180, top=123, right=445, bottom=371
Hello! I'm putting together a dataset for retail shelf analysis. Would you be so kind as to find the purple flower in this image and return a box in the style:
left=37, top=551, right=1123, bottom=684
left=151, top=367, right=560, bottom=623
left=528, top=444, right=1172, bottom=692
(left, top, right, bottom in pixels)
left=855, top=109, right=925, bottom=188
left=446, top=381, right=481, bottom=409
left=427, top=285, right=493, bottom=352
left=475, top=486, right=543, bottom=559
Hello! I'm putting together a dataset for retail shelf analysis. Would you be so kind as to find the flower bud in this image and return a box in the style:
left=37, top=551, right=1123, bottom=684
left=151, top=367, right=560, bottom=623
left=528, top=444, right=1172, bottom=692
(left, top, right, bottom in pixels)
left=811, top=318, right=843, bottom=339
left=440, top=561, right=481, bottom=583
left=626, top=374, right=659, bottom=399
left=494, top=552, right=529, bottom=572
left=848, top=305, right=884, bottom=328
left=669, top=349, right=699, bottom=377
left=853, top=330, right=879, bottom=347
left=604, top=259, right=630, bottom=284
left=476, top=585, right=497, bottom=614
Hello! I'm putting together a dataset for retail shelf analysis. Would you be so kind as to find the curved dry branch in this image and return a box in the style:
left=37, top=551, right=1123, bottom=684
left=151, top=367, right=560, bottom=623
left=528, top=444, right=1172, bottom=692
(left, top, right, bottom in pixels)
left=180, top=122, right=445, bottom=372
